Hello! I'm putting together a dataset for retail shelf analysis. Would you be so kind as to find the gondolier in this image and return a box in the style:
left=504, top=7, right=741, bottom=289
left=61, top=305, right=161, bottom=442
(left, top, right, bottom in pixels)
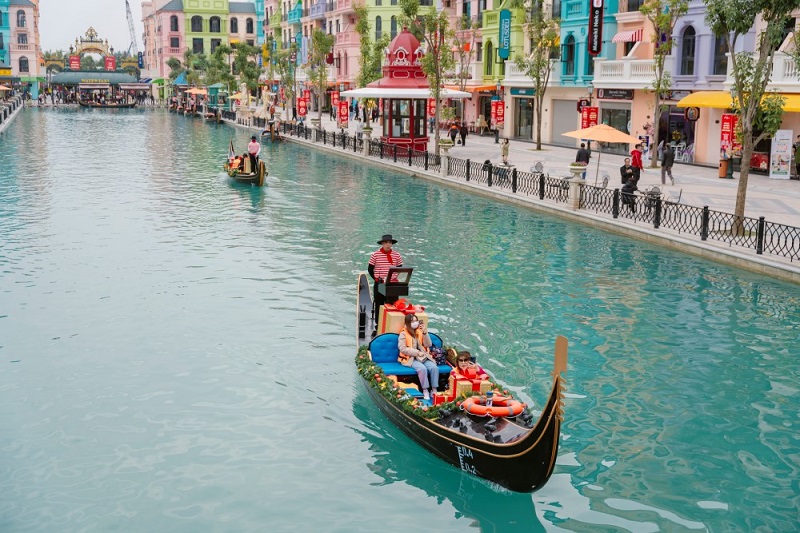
left=247, top=136, right=261, bottom=172
left=368, top=234, right=403, bottom=334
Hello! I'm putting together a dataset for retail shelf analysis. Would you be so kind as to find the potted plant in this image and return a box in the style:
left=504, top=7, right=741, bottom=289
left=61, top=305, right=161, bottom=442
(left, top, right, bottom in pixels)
left=568, top=161, right=588, bottom=178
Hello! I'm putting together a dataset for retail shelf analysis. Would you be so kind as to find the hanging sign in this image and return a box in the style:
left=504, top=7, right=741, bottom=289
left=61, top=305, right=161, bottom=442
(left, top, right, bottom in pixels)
left=280, top=86, right=285, bottom=101
left=104, top=56, right=117, bottom=71
left=490, top=100, right=498, bottom=123
left=494, top=100, right=505, bottom=126
left=427, top=98, right=436, bottom=117
left=137, top=52, right=144, bottom=69
left=769, top=129, right=792, bottom=179
left=684, top=106, right=700, bottom=122
left=298, top=97, right=308, bottom=117
left=581, top=106, right=599, bottom=129
left=577, top=98, right=590, bottom=112
left=69, top=56, right=80, bottom=70
left=498, top=9, right=512, bottom=60
left=720, top=113, right=741, bottom=156
left=588, top=0, right=604, bottom=56
left=303, top=89, right=311, bottom=101
left=338, top=100, right=349, bottom=127
left=331, top=91, right=339, bottom=108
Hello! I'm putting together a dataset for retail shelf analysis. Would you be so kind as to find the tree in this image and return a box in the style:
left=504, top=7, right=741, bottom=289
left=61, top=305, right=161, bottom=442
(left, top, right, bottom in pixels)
left=80, top=55, right=97, bottom=70
left=354, top=5, right=390, bottom=121
left=705, top=0, right=800, bottom=226
left=232, top=43, right=261, bottom=92
left=450, top=15, right=478, bottom=93
left=166, top=57, right=184, bottom=82
left=206, top=44, right=236, bottom=91
left=640, top=0, right=688, bottom=167
left=400, top=0, right=455, bottom=154
left=307, top=28, right=335, bottom=123
left=513, top=0, right=560, bottom=150
left=274, top=46, right=297, bottom=120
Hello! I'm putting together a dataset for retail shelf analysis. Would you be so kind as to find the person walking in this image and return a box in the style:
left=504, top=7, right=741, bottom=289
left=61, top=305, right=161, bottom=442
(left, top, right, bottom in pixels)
left=501, top=138, right=510, bottom=165
left=630, top=144, right=644, bottom=183
left=661, top=144, right=675, bottom=185
left=575, top=143, right=591, bottom=179
left=449, top=123, right=459, bottom=144
left=459, top=123, right=468, bottom=147
left=367, top=234, right=403, bottom=335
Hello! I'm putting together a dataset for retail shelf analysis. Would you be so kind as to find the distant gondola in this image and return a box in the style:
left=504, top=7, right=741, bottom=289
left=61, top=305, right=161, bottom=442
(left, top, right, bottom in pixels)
left=223, top=140, right=267, bottom=186
left=355, top=269, right=567, bottom=493
left=78, top=100, right=136, bottom=109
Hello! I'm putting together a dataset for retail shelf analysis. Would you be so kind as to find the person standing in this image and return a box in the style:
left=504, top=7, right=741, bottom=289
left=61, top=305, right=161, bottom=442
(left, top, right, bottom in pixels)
left=661, top=144, right=675, bottom=185
left=501, top=138, right=510, bottom=165
left=631, top=143, right=644, bottom=183
left=620, top=157, right=635, bottom=185
left=247, top=135, right=261, bottom=172
left=355, top=117, right=364, bottom=141
left=459, top=123, right=468, bottom=146
left=575, top=142, right=591, bottom=179
left=368, top=234, right=403, bottom=334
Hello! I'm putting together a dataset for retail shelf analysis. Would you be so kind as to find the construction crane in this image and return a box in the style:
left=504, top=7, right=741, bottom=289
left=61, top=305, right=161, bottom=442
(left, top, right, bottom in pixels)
left=125, top=0, right=139, bottom=57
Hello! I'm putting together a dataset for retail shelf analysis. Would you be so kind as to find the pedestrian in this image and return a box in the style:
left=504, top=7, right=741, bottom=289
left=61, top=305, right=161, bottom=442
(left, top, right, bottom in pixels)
left=429, top=115, right=435, bottom=132
left=355, top=116, right=364, bottom=141
left=459, top=123, right=468, bottom=146
left=631, top=143, right=644, bottom=183
left=575, top=142, right=591, bottom=179
left=620, top=157, right=635, bottom=185
left=661, top=144, right=675, bottom=185
left=449, top=123, right=459, bottom=143
left=621, top=176, right=638, bottom=213
left=501, top=138, right=510, bottom=165
left=367, top=234, right=403, bottom=336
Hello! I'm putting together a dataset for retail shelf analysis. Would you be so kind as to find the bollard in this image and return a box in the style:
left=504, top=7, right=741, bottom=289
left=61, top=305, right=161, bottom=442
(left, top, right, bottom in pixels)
left=393, top=144, right=397, bottom=163
left=538, top=173, right=545, bottom=199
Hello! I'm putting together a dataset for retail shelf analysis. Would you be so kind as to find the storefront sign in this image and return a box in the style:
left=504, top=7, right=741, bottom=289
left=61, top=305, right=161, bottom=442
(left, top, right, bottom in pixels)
left=588, top=0, right=604, bottom=56
left=720, top=113, right=741, bottom=156
left=684, top=107, right=700, bottom=122
left=577, top=98, right=590, bottom=112
left=338, top=100, right=349, bottom=127
left=331, top=91, right=339, bottom=108
left=581, top=106, right=599, bottom=129
left=596, top=88, right=633, bottom=100
left=69, top=56, right=80, bottom=70
left=498, top=10, right=512, bottom=60
left=665, top=90, right=691, bottom=101
left=510, top=88, right=535, bottom=96
left=104, top=56, right=116, bottom=72
left=491, top=100, right=505, bottom=126
left=298, top=97, right=307, bottom=117
left=427, top=98, right=436, bottom=117
left=769, top=129, right=792, bottom=180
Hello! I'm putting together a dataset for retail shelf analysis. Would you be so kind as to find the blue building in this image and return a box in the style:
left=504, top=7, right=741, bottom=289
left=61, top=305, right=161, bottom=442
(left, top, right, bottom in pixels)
left=0, top=0, right=10, bottom=67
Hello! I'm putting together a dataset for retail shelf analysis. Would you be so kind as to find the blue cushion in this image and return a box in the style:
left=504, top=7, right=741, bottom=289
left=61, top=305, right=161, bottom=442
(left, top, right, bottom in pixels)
left=369, top=332, right=451, bottom=377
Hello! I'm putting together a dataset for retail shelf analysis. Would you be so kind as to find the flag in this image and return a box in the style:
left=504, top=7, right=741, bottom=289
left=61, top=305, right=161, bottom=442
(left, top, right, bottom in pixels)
left=228, top=140, right=235, bottom=160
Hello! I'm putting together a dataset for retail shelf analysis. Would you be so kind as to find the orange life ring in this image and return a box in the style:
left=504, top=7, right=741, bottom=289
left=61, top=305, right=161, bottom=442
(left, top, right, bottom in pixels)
left=461, top=394, right=526, bottom=418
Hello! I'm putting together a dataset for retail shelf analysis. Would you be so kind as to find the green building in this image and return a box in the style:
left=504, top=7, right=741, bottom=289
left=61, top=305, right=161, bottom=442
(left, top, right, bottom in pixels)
left=184, top=0, right=230, bottom=56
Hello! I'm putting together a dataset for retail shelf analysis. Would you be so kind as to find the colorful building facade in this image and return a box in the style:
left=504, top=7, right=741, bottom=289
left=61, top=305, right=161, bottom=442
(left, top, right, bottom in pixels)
left=142, top=0, right=186, bottom=79
left=8, top=0, right=40, bottom=97
left=0, top=0, right=10, bottom=67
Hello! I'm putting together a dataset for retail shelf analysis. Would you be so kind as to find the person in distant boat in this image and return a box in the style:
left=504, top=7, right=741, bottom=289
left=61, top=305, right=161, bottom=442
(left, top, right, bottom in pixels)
left=368, top=234, right=403, bottom=332
left=247, top=135, right=261, bottom=173
left=398, top=314, right=438, bottom=401
left=453, top=351, right=488, bottom=381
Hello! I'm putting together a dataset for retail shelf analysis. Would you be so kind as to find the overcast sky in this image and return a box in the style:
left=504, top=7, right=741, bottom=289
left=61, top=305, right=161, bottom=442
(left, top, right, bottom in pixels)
left=40, top=0, right=144, bottom=54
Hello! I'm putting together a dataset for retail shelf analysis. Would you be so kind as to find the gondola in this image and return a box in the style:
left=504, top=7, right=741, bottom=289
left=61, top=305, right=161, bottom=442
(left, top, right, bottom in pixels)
left=223, top=140, right=267, bottom=186
left=78, top=100, right=136, bottom=109
left=355, top=269, right=567, bottom=493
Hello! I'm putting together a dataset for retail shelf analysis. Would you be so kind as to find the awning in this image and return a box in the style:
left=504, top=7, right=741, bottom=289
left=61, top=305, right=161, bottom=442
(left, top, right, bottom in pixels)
left=340, top=87, right=472, bottom=99
left=118, top=83, right=151, bottom=90
left=676, top=91, right=800, bottom=112
left=612, top=29, right=643, bottom=43
left=443, top=84, right=497, bottom=93
left=79, top=83, right=110, bottom=90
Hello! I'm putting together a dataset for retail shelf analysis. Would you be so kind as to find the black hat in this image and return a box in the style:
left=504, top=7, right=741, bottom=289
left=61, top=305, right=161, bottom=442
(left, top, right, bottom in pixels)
left=378, top=234, right=398, bottom=244
left=251, top=135, right=257, bottom=140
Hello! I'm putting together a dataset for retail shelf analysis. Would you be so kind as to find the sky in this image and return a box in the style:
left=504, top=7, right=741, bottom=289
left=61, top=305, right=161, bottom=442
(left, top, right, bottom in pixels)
left=39, top=0, right=144, bottom=54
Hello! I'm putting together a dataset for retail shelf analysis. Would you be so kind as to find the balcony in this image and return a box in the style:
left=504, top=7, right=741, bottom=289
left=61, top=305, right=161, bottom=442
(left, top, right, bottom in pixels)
left=288, top=5, right=303, bottom=24
left=592, top=57, right=662, bottom=89
left=333, top=0, right=361, bottom=15
left=739, top=52, right=800, bottom=92
left=335, top=30, right=358, bottom=46
left=503, top=60, right=561, bottom=87
left=167, top=47, right=182, bottom=55
left=309, top=0, right=328, bottom=19
left=12, top=43, right=32, bottom=52
left=269, top=12, right=282, bottom=28
left=564, top=0, right=584, bottom=17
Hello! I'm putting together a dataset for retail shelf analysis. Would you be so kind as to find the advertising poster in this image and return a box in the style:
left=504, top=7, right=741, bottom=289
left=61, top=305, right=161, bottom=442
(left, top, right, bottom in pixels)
left=331, top=91, right=339, bottom=109
left=769, top=129, right=792, bottom=179
left=495, top=100, right=505, bottom=126
left=490, top=100, right=497, bottom=124
left=104, top=56, right=116, bottom=71
left=427, top=98, right=436, bottom=117
left=581, top=106, right=598, bottom=129
left=69, top=56, right=80, bottom=70
left=720, top=113, right=741, bottom=155
left=338, top=100, right=349, bottom=127
left=498, top=10, right=511, bottom=59
left=298, top=97, right=307, bottom=117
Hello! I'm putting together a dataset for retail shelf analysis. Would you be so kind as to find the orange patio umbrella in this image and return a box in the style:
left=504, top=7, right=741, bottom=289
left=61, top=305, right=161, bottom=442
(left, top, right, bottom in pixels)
left=562, top=124, right=642, bottom=185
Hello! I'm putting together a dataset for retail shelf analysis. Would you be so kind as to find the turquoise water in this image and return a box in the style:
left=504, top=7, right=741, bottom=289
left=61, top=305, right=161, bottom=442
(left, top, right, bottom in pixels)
left=1, top=109, right=799, bottom=531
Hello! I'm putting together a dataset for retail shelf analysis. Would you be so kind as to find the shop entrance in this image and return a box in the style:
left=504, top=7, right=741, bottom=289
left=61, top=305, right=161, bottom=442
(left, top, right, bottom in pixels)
left=601, top=105, right=631, bottom=154
left=515, top=98, right=534, bottom=139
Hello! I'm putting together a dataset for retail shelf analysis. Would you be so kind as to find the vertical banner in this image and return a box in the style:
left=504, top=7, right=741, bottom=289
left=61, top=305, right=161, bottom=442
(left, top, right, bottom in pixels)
left=331, top=91, right=340, bottom=108
left=427, top=98, right=436, bottom=117
left=720, top=113, right=739, bottom=156
left=303, top=89, right=311, bottom=101
left=498, top=9, right=512, bottom=60
left=104, top=56, right=117, bottom=71
left=581, top=106, right=598, bottom=129
left=490, top=100, right=497, bottom=124
left=69, top=56, right=80, bottom=70
left=588, top=0, right=604, bottom=56
left=770, top=129, right=792, bottom=179
left=495, top=100, right=505, bottom=126
left=338, top=100, right=349, bottom=128
left=298, top=97, right=308, bottom=117
left=137, top=52, right=144, bottom=69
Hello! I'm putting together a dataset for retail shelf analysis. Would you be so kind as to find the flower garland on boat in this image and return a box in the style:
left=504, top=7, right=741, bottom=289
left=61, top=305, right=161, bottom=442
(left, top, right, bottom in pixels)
left=355, top=346, right=506, bottom=420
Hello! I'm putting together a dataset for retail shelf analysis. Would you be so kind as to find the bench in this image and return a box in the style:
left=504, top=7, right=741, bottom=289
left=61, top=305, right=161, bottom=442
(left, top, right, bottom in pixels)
left=368, top=332, right=452, bottom=379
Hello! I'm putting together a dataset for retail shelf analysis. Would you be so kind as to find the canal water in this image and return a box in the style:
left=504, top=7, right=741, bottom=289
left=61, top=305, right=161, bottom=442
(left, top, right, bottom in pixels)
left=1, top=108, right=798, bottom=532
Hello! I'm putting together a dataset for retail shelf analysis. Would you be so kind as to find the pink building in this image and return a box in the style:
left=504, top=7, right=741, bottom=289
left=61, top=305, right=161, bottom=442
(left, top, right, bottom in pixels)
left=142, top=0, right=185, bottom=79
left=9, top=0, right=41, bottom=84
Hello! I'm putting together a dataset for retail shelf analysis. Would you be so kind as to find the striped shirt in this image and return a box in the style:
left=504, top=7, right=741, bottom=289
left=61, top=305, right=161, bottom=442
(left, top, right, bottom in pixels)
left=368, top=248, right=403, bottom=282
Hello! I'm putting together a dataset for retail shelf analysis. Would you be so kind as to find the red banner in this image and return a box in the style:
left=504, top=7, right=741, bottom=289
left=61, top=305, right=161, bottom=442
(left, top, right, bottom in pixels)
left=379, top=98, right=383, bottom=113
left=494, top=100, right=505, bottom=126
left=331, top=91, right=339, bottom=108
left=298, top=97, right=308, bottom=117
left=303, top=89, right=311, bottom=101
left=581, top=106, right=599, bottom=129
left=104, top=56, right=117, bottom=71
left=338, top=100, right=349, bottom=127
left=280, top=87, right=285, bottom=101
left=69, top=55, right=80, bottom=70
left=720, top=113, right=741, bottom=155
left=427, top=98, right=436, bottom=117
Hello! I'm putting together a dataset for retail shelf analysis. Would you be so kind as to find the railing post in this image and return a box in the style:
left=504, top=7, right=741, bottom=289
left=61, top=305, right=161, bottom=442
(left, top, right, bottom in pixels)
left=323, top=130, right=327, bottom=144
left=539, top=173, right=545, bottom=199
left=466, top=159, right=471, bottom=181
left=512, top=168, right=517, bottom=193
left=380, top=141, right=384, bottom=159
left=612, top=189, right=620, bottom=218
left=424, top=151, right=429, bottom=171
left=756, top=216, right=766, bottom=254
left=393, top=144, right=397, bottom=163
left=408, top=148, right=412, bottom=167
left=333, top=131, right=336, bottom=147
left=487, top=164, right=493, bottom=187
left=701, top=206, right=709, bottom=241
left=654, top=198, right=662, bottom=229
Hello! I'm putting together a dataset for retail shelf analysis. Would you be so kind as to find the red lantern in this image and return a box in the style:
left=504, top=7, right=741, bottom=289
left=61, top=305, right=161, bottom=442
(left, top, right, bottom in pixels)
left=298, top=97, right=308, bottom=117
left=338, top=100, right=349, bottom=127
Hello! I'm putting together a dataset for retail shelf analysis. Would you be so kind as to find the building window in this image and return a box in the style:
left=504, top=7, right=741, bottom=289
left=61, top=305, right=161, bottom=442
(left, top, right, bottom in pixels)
left=18, top=34, right=27, bottom=45
left=0, top=34, right=4, bottom=50
left=0, top=12, right=3, bottom=26
left=563, top=35, right=575, bottom=76
left=712, top=35, right=727, bottom=76
left=191, top=16, right=203, bottom=32
left=344, top=51, right=348, bottom=74
left=170, top=37, right=180, bottom=48
left=375, top=0, right=382, bottom=5
left=375, top=16, right=382, bottom=39
left=247, top=39, right=254, bottom=46
left=231, top=17, right=239, bottom=33
left=19, top=56, right=28, bottom=72
left=391, top=16, right=397, bottom=39
left=170, top=15, right=179, bottom=32
left=485, top=41, right=493, bottom=75
left=247, top=18, right=254, bottom=34
left=391, top=0, right=397, bottom=5
left=210, top=16, right=221, bottom=33
left=211, top=38, right=221, bottom=53
left=193, top=38, right=203, bottom=54
left=16, top=10, right=25, bottom=27
left=680, top=26, right=695, bottom=75
left=586, top=52, right=594, bottom=75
